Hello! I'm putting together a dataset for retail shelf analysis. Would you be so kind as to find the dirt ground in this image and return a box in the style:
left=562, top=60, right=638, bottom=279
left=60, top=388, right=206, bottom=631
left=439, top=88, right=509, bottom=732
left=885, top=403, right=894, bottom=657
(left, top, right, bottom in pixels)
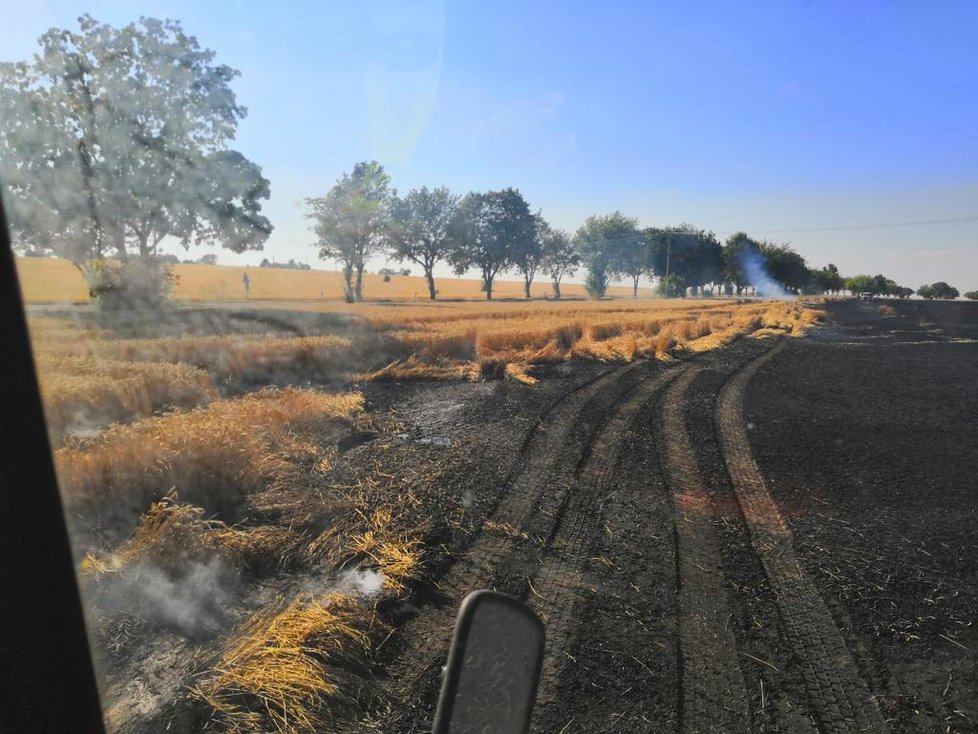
left=353, top=299, right=978, bottom=733
left=76, top=298, right=978, bottom=732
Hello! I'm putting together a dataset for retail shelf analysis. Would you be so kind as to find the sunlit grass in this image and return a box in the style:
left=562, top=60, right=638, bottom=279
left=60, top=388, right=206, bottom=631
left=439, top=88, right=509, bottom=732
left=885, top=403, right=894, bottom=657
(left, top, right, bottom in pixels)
left=37, top=355, right=218, bottom=439
left=195, top=593, right=379, bottom=734
left=56, top=388, right=364, bottom=528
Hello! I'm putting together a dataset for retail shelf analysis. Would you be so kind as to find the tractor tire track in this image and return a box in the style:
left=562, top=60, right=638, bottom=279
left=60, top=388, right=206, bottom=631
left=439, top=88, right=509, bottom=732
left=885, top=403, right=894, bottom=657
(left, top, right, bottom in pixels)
left=529, top=366, right=684, bottom=720
left=376, top=359, right=650, bottom=730
left=716, top=340, right=884, bottom=733
left=661, top=366, right=749, bottom=734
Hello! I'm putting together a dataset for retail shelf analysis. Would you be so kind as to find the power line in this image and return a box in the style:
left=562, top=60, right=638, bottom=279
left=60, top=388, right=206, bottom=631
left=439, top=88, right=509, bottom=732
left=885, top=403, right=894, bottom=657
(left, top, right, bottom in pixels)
left=741, top=214, right=978, bottom=234
left=257, top=213, right=978, bottom=253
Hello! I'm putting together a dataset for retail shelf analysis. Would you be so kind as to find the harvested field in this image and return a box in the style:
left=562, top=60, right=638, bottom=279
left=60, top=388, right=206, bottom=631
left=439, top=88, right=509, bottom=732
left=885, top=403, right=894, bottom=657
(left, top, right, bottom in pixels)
left=27, top=295, right=977, bottom=733
left=15, top=256, right=651, bottom=304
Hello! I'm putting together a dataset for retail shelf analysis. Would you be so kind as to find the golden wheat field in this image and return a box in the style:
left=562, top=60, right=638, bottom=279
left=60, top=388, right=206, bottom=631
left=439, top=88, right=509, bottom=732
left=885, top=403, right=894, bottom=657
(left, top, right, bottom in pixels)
left=16, top=256, right=650, bottom=303
left=26, top=292, right=822, bottom=734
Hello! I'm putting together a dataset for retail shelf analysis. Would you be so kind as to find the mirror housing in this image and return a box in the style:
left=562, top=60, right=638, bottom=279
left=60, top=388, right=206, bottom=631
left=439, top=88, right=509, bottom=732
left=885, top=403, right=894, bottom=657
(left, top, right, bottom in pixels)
left=432, top=590, right=545, bottom=734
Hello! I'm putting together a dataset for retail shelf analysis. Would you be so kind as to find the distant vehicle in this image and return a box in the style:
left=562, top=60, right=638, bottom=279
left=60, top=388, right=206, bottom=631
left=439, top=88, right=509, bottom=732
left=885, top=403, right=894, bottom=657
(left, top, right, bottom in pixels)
left=859, top=292, right=873, bottom=301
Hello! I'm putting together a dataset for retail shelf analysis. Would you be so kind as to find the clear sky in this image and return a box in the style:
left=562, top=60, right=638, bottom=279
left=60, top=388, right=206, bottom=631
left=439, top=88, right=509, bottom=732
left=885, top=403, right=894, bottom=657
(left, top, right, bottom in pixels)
left=3, top=1, right=977, bottom=291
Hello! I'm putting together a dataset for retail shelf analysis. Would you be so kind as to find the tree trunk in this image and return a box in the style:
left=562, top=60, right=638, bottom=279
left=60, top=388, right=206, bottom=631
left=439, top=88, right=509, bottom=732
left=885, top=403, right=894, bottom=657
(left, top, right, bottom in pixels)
left=425, top=270, right=437, bottom=300
left=632, top=274, right=639, bottom=298
left=342, top=266, right=354, bottom=302
left=485, top=276, right=493, bottom=300
left=552, top=277, right=561, bottom=299
left=523, top=276, right=532, bottom=299
left=354, top=265, right=365, bottom=301
left=137, top=232, right=151, bottom=259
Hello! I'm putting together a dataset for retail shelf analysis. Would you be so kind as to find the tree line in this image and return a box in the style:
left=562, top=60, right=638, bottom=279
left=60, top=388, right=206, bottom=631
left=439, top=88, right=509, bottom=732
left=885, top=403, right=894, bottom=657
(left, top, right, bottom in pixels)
left=0, top=16, right=970, bottom=306
left=306, top=160, right=941, bottom=303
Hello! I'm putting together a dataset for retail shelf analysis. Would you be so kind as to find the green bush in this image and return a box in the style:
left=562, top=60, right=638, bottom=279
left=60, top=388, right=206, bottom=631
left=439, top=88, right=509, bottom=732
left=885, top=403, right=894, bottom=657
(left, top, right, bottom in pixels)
left=584, top=270, right=609, bottom=298
left=658, top=273, right=687, bottom=298
left=87, top=258, right=175, bottom=311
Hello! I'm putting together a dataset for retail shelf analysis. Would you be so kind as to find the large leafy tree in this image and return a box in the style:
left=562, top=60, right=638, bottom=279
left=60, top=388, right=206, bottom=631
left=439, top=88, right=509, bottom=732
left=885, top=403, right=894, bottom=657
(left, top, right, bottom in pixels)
left=449, top=188, right=535, bottom=300
left=574, top=211, right=638, bottom=298
left=512, top=213, right=547, bottom=299
left=615, top=228, right=651, bottom=298
left=722, top=232, right=762, bottom=294
left=810, top=263, right=845, bottom=294
left=647, top=225, right=723, bottom=296
left=760, top=242, right=810, bottom=294
left=306, top=161, right=392, bottom=301
left=0, top=15, right=271, bottom=266
left=539, top=224, right=578, bottom=299
left=917, top=281, right=959, bottom=300
left=387, top=186, right=460, bottom=300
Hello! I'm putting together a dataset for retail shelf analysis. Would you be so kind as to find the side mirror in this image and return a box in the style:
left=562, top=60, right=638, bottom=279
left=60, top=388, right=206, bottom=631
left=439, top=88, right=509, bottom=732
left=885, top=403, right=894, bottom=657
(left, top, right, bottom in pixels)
left=431, top=590, right=545, bottom=734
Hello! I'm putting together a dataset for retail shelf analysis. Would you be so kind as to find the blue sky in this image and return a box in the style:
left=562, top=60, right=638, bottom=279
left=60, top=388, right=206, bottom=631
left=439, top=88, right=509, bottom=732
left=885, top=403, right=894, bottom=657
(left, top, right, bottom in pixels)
left=3, top=1, right=977, bottom=290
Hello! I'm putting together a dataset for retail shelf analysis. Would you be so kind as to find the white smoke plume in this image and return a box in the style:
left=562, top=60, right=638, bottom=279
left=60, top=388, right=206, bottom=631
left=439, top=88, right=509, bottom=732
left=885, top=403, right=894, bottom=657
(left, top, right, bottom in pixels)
left=739, top=248, right=790, bottom=298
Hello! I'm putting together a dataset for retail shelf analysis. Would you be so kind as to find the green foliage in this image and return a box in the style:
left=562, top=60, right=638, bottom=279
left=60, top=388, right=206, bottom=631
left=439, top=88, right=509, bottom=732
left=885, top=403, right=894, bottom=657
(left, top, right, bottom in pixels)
left=306, top=161, right=392, bottom=301
left=722, top=232, right=761, bottom=293
left=965, top=291, right=978, bottom=300
left=539, top=225, right=578, bottom=299
left=917, top=281, right=959, bottom=300
left=846, top=274, right=913, bottom=297
left=658, top=273, right=687, bottom=298
left=448, top=188, right=536, bottom=300
left=512, top=213, right=547, bottom=298
left=388, top=186, right=460, bottom=300
left=647, top=225, right=723, bottom=294
left=760, top=242, right=809, bottom=294
left=810, top=263, right=845, bottom=293
left=0, top=15, right=271, bottom=264
left=574, top=211, right=638, bottom=299
left=584, top=270, right=610, bottom=299
left=87, top=258, right=174, bottom=310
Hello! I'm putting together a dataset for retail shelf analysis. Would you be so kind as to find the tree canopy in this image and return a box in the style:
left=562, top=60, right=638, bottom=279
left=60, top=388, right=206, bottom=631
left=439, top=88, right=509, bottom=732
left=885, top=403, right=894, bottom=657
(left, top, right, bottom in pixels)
left=448, top=188, right=536, bottom=300
left=539, top=224, right=578, bottom=299
left=845, top=274, right=913, bottom=297
left=306, top=161, right=392, bottom=301
left=0, top=15, right=271, bottom=266
left=647, top=225, right=723, bottom=296
left=511, top=213, right=547, bottom=299
left=574, top=212, right=639, bottom=298
left=387, top=186, right=460, bottom=300
left=917, top=281, right=960, bottom=300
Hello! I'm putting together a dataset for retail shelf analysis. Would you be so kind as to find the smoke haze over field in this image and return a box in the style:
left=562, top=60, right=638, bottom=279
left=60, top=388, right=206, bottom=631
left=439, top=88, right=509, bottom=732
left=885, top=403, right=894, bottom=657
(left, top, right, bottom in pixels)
left=740, top=249, right=790, bottom=299
left=99, top=559, right=238, bottom=637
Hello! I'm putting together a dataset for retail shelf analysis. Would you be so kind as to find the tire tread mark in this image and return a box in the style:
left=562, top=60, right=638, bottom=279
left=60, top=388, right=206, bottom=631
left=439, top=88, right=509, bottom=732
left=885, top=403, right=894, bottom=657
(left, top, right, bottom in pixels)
left=529, top=368, right=683, bottom=716
left=662, top=366, right=749, bottom=734
left=378, top=360, right=647, bottom=713
left=716, top=340, right=884, bottom=733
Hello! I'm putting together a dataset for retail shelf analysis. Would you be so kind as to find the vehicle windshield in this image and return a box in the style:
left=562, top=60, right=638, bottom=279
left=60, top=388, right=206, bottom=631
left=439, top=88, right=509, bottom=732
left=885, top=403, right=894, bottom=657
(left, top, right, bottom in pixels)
left=3, top=3, right=977, bottom=733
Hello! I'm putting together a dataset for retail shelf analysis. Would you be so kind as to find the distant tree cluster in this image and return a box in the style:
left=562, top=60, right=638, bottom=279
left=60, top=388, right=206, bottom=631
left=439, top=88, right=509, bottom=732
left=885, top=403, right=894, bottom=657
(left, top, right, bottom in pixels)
left=305, top=165, right=546, bottom=301
left=306, top=161, right=963, bottom=302
left=259, top=258, right=311, bottom=270
left=844, top=274, right=915, bottom=298
left=917, top=282, right=960, bottom=300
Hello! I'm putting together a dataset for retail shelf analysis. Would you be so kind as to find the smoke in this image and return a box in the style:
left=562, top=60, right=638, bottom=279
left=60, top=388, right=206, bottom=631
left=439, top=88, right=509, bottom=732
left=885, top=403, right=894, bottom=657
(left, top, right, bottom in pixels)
left=739, top=248, right=790, bottom=298
left=298, top=566, right=389, bottom=600
left=337, top=568, right=387, bottom=597
left=98, top=558, right=239, bottom=638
